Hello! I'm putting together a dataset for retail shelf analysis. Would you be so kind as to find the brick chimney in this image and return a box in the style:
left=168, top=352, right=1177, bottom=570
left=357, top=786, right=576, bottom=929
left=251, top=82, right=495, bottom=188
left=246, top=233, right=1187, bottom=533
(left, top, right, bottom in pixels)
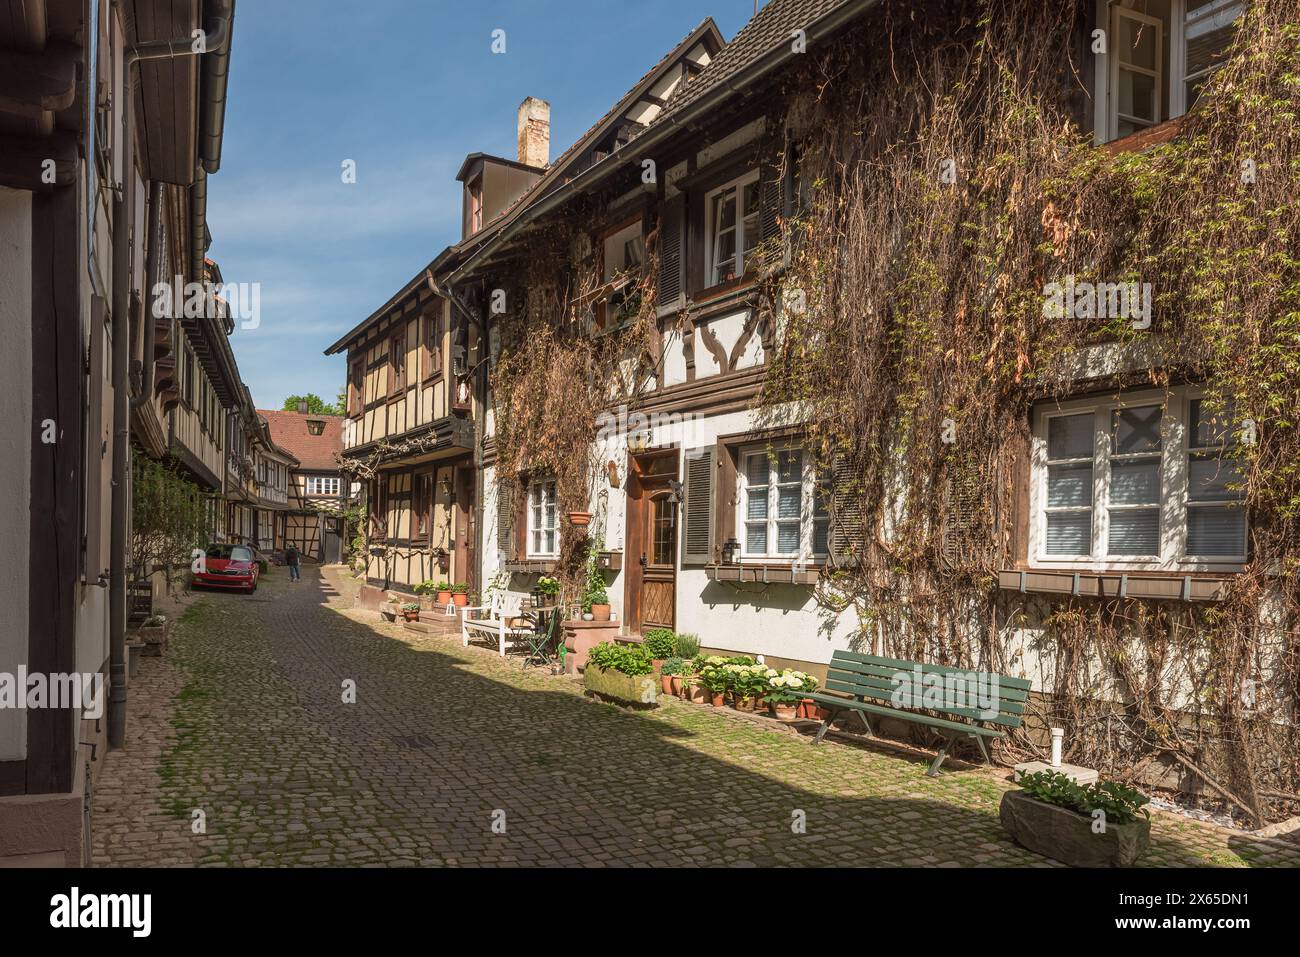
left=517, top=97, right=550, bottom=169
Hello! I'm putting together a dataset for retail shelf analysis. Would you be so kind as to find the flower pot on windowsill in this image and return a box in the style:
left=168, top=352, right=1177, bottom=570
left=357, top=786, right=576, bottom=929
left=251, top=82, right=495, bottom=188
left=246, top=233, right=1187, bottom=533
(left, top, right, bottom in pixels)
left=568, top=511, right=592, bottom=527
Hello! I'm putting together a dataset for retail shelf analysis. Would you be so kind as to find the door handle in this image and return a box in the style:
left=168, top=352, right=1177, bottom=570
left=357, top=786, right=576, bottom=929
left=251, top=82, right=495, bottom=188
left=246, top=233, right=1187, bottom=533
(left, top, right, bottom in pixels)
left=639, top=553, right=647, bottom=568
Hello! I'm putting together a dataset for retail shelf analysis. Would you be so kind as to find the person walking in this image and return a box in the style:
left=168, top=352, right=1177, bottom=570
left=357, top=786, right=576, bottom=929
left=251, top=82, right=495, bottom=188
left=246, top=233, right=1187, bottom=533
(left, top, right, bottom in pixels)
left=285, top=544, right=301, bottom=582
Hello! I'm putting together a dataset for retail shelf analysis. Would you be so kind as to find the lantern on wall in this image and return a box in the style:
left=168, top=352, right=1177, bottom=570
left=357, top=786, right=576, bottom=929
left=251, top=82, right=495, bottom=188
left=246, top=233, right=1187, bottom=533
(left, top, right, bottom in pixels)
left=721, top=537, right=740, bottom=565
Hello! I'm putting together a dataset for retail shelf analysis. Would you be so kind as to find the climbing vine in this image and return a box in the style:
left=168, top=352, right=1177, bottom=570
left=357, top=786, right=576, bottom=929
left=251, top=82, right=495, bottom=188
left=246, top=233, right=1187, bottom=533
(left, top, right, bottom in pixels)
left=751, top=0, right=1300, bottom=822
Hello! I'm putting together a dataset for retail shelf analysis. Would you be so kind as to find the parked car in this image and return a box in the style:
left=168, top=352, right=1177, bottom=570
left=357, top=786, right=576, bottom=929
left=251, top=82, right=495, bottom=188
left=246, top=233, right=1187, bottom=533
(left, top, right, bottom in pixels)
left=193, top=543, right=259, bottom=594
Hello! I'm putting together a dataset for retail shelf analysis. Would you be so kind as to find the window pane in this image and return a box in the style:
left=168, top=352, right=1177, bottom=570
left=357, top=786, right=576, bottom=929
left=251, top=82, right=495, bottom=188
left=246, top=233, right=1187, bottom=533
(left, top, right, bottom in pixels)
left=1108, top=509, right=1159, bottom=556
left=715, top=189, right=736, bottom=231
left=776, top=485, right=801, bottom=519
left=1111, top=459, right=1160, bottom=505
left=1117, top=15, right=1159, bottom=68
left=776, top=522, right=800, bottom=554
left=777, top=450, right=802, bottom=482
left=1047, top=464, right=1092, bottom=507
left=745, top=454, right=768, bottom=485
left=1189, top=398, right=1236, bottom=448
left=1113, top=405, right=1162, bottom=454
left=813, top=519, right=829, bottom=555
left=1187, top=506, right=1246, bottom=556
left=1046, top=513, right=1091, bottom=555
left=745, top=523, right=767, bottom=554
left=1189, top=455, right=1245, bottom=502
left=746, top=490, right=767, bottom=520
left=1048, top=413, right=1093, bottom=459
left=1118, top=69, right=1159, bottom=124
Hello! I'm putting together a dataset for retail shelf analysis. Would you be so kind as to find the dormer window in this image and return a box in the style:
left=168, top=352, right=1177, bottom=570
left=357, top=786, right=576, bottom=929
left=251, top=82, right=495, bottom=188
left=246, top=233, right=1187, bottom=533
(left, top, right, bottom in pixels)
left=306, top=418, right=325, bottom=436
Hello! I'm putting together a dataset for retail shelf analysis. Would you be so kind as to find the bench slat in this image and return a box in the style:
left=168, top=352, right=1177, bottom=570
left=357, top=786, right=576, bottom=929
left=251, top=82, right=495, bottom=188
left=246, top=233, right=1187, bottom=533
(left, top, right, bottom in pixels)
left=826, top=667, right=1028, bottom=710
left=804, top=691, right=1007, bottom=738
left=827, top=656, right=1030, bottom=702
left=822, top=679, right=1022, bottom=728
left=830, top=649, right=1032, bottom=691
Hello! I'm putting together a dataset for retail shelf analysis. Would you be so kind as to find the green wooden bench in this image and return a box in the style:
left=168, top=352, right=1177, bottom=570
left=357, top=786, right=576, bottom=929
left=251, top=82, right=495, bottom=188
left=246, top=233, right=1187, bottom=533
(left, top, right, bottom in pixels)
left=804, top=650, right=1030, bottom=776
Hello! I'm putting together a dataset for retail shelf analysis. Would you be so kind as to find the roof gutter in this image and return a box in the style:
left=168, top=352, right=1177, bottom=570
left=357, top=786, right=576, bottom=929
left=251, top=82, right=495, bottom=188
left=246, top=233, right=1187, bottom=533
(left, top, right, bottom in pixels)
left=446, top=0, right=879, bottom=284
left=190, top=0, right=235, bottom=282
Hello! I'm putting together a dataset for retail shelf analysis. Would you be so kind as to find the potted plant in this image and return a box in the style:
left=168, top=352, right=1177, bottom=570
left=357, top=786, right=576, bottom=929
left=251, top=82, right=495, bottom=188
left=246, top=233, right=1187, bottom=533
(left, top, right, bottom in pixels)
left=1000, top=770, right=1151, bottom=867
left=400, top=601, right=421, bottom=622
left=765, top=670, right=807, bottom=720
left=583, top=558, right=611, bottom=621
left=428, top=580, right=452, bottom=605
left=451, top=582, right=469, bottom=607
left=660, top=657, right=685, bottom=695
left=533, top=575, right=561, bottom=608
left=583, top=642, right=657, bottom=707
left=140, top=614, right=168, bottom=657
left=698, top=659, right=730, bottom=707
left=798, top=674, right=821, bottom=718
left=642, top=629, right=676, bottom=669
left=567, top=510, right=592, bottom=527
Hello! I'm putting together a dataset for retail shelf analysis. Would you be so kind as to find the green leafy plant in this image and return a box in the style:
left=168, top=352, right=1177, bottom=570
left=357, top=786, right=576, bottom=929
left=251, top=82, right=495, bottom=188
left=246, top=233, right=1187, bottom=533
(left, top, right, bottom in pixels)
left=661, top=657, right=685, bottom=677
left=535, top=575, right=561, bottom=599
left=586, top=641, right=653, bottom=677
left=451, top=582, right=468, bottom=595
left=413, top=580, right=441, bottom=596
left=142, top=615, right=167, bottom=628
left=642, top=628, right=677, bottom=659
left=581, top=551, right=609, bottom=612
left=1017, top=770, right=1150, bottom=827
left=400, top=601, right=420, bottom=612
left=674, top=633, right=701, bottom=658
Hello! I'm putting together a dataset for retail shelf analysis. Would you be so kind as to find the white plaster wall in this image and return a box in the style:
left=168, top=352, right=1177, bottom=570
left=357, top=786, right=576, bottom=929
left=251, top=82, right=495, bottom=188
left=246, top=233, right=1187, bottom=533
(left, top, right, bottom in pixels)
left=0, top=187, right=33, bottom=760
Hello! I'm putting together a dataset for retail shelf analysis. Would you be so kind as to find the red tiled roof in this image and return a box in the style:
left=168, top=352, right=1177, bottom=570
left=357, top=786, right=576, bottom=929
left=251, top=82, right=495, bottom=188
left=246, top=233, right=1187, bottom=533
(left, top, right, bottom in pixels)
left=257, top=410, right=344, bottom=471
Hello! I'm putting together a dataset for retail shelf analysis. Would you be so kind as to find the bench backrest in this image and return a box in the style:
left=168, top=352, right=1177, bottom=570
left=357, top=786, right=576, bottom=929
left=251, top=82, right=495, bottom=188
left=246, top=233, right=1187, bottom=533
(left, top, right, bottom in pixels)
left=826, top=650, right=1029, bottom=729
left=492, top=592, right=522, bottom=620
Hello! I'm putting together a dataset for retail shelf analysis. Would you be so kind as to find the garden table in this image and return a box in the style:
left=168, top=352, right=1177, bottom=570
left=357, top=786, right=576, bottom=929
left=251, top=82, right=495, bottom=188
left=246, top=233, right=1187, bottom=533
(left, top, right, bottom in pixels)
left=519, top=605, right=561, bottom=667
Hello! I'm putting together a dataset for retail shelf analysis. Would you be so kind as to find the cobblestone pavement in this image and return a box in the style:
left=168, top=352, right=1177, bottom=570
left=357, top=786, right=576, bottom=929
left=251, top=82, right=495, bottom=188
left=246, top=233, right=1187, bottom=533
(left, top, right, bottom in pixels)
left=91, top=565, right=1300, bottom=867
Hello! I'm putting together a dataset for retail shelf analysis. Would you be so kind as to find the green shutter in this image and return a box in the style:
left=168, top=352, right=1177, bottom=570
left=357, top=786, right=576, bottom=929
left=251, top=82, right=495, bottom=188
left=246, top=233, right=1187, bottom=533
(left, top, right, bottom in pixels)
left=682, top=447, right=715, bottom=564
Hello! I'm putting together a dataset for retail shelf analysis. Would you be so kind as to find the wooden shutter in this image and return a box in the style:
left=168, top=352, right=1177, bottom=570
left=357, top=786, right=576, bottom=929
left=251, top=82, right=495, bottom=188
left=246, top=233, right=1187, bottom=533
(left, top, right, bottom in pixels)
left=759, top=170, right=782, bottom=245
left=829, top=454, right=866, bottom=566
left=496, top=480, right=516, bottom=559
left=656, top=193, right=686, bottom=318
left=682, top=447, right=715, bottom=564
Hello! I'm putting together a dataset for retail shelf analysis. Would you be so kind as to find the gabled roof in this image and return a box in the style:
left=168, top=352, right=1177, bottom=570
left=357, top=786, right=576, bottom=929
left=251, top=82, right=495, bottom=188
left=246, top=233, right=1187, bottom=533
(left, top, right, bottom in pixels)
left=323, top=17, right=724, bottom=356
left=652, top=0, right=855, bottom=128
left=257, top=409, right=344, bottom=471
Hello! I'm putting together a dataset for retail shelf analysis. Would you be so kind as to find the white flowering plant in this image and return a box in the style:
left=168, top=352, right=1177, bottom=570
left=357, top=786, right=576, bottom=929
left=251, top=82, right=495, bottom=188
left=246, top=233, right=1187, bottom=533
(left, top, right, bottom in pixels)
left=766, top=669, right=813, bottom=704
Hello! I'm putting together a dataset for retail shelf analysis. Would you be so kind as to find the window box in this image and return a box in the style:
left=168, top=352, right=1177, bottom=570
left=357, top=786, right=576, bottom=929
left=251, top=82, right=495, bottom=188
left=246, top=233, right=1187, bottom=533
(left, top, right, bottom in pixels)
left=706, top=562, right=822, bottom=586
left=997, top=568, right=1228, bottom=602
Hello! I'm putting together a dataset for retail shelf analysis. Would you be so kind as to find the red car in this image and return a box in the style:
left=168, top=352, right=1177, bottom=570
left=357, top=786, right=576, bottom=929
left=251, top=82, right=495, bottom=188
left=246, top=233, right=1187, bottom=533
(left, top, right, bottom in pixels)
left=193, top=543, right=259, bottom=594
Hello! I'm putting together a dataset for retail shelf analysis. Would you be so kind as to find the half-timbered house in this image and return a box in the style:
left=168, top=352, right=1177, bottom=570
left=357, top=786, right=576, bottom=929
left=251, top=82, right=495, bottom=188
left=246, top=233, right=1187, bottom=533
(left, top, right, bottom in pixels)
left=261, top=408, right=356, bottom=563
left=0, top=0, right=237, bottom=865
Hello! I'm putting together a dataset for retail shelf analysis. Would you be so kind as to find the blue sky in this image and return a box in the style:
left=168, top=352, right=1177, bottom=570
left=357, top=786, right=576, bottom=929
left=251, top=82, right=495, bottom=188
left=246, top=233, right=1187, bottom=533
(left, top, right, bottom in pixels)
left=208, top=0, right=757, bottom=410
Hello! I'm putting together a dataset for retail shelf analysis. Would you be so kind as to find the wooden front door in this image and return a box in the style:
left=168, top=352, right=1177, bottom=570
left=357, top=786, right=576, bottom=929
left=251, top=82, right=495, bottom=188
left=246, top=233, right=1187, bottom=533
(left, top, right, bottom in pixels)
left=625, top=451, right=679, bottom=634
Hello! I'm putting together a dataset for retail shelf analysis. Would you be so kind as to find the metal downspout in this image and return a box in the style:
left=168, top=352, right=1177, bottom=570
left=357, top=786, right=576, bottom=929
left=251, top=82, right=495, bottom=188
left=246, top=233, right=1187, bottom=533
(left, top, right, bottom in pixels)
left=130, top=180, right=163, bottom=411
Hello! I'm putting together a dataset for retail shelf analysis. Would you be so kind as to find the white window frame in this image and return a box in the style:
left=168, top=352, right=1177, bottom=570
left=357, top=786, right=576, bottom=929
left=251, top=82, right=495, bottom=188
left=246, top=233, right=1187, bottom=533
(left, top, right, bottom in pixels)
left=735, top=442, right=829, bottom=562
left=1029, top=386, right=1247, bottom=572
left=527, top=478, right=558, bottom=559
left=705, top=169, right=760, bottom=286
left=1094, top=0, right=1245, bottom=144
left=306, top=476, right=340, bottom=496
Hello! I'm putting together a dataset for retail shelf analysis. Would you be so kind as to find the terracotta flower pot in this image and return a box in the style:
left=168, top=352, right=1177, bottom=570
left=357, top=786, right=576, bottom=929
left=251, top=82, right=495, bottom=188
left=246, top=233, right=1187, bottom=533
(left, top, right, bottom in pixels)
left=815, top=706, right=833, bottom=721
left=453, top=593, right=468, bottom=607
left=731, top=695, right=749, bottom=710
left=710, top=692, right=726, bottom=707
left=670, top=676, right=683, bottom=695
left=568, top=511, right=592, bottom=527
left=661, top=675, right=674, bottom=695
left=436, top=590, right=452, bottom=605
left=772, top=702, right=797, bottom=720
left=401, top=610, right=420, bottom=622
left=591, top=603, right=611, bottom=622
left=799, top=699, right=817, bottom=719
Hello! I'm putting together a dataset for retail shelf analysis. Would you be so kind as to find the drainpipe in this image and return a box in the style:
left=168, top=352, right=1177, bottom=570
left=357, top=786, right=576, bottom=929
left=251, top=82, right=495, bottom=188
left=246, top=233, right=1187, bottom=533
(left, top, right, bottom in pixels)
left=130, top=180, right=163, bottom=411
left=107, top=84, right=136, bottom=751
left=109, top=1, right=234, bottom=749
